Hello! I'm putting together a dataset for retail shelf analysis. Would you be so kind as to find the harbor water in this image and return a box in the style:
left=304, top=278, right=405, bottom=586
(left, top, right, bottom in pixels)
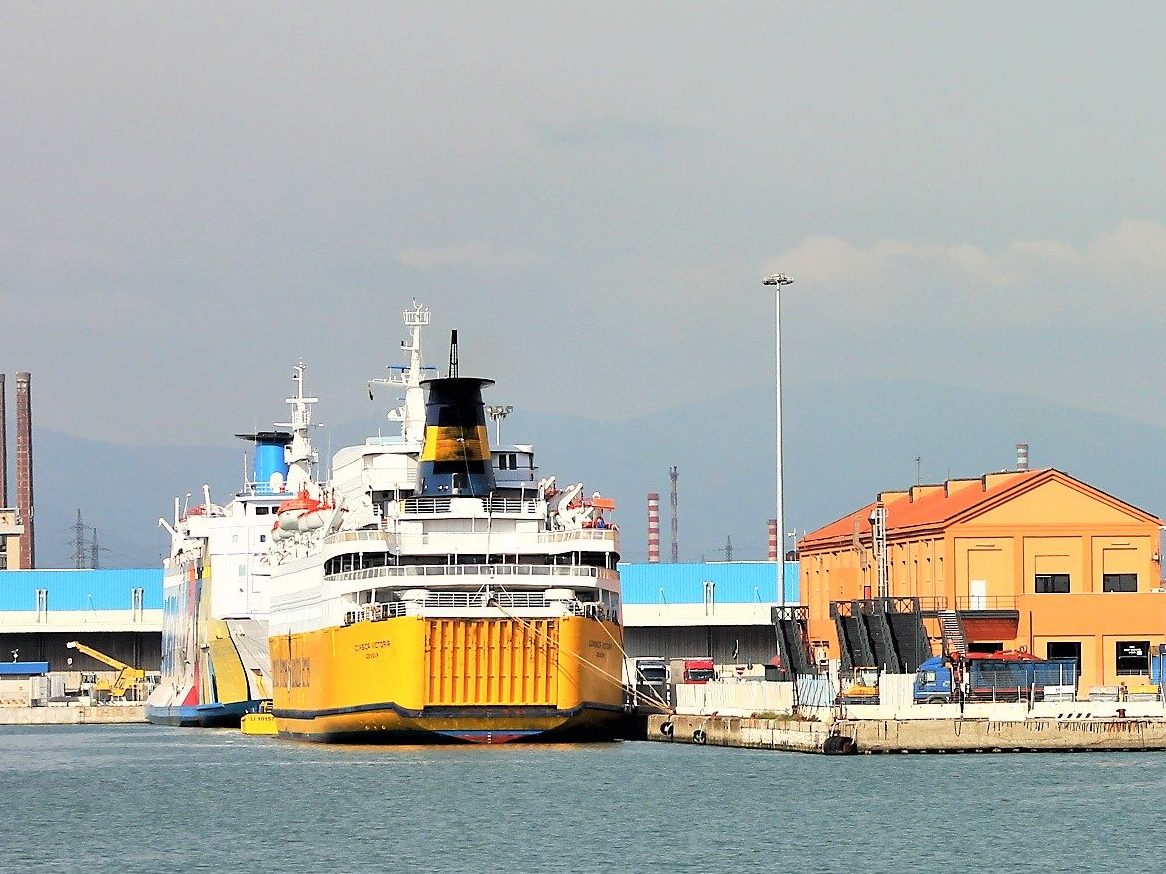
left=0, top=724, right=1159, bottom=872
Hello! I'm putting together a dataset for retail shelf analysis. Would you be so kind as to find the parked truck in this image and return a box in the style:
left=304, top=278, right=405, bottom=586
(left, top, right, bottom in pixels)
left=668, top=657, right=716, bottom=686
left=622, top=657, right=670, bottom=708
left=914, top=651, right=1078, bottom=703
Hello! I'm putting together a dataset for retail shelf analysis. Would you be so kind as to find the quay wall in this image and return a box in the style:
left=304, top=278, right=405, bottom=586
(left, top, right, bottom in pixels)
left=840, top=717, right=1166, bottom=752
left=0, top=706, right=146, bottom=726
left=647, top=713, right=1166, bottom=753
left=647, top=714, right=828, bottom=752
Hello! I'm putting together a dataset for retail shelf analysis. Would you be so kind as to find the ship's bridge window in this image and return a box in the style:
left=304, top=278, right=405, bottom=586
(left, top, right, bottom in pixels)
left=497, top=453, right=519, bottom=470
left=254, top=506, right=270, bottom=516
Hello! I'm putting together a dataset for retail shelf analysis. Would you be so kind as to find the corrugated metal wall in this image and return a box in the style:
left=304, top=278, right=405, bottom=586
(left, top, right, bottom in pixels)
left=620, top=561, right=799, bottom=605
left=625, top=625, right=777, bottom=665
left=0, top=569, right=162, bottom=611
left=425, top=619, right=556, bottom=706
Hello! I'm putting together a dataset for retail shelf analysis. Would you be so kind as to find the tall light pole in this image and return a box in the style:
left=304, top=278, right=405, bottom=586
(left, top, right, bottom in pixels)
left=763, top=273, right=794, bottom=605
left=485, top=404, right=513, bottom=445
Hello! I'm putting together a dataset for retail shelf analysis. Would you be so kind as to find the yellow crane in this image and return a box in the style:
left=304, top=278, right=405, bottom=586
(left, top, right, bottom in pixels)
left=65, top=641, right=146, bottom=701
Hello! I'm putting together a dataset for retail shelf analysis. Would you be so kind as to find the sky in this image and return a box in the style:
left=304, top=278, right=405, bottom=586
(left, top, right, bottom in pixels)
left=3, top=4, right=1166, bottom=557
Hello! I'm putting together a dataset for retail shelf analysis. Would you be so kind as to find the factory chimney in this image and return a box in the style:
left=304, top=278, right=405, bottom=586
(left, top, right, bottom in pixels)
left=768, top=519, right=779, bottom=562
left=669, top=465, right=679, bottom=563
left=647, top=493, right=660, bottom=563
left=0, top=373, right=7, bottom=508
left=15, top=372, right=33, bottom=569
left=1016, top=442, right=1030, bottom=472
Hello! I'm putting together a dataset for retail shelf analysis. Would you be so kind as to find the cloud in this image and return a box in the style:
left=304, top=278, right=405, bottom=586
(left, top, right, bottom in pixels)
left=769, top=219, right=1166, bottom=295
left=1088, top=219, right=1166, bottom=278
left=392, top=241, right=537, bottom=273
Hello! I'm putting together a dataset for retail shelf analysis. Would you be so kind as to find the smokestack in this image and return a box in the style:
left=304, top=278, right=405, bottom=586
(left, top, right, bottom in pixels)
left=0, top=373, right=7, bottom=507
left=415, top=375, right=496, bottom=497
left=1016, top=442, right=1029, bottom=472
left=15, top=371, right=33, bottom=569
left=647, top=493, right=660, bottom=563
left=669, top=465, right=679, bottom=563
left=768, top=519, right=778, bottom=562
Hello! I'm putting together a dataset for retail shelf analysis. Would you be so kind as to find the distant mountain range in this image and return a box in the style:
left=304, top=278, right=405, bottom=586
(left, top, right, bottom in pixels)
left=18, top=379, right=1166, bottom=569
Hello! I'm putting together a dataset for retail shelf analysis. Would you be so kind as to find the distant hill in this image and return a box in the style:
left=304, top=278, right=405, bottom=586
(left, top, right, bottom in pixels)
left=19, top=379, right=1166, bottom=568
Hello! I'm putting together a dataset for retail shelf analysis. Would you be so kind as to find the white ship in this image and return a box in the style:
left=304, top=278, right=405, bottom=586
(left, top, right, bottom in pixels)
left=146, top=365, right=319, bottom=727
left=265, top=302, right=625, bottom=743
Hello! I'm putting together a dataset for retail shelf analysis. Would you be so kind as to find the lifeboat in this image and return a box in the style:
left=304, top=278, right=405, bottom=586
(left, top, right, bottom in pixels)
left=273, top=490, right=330, bottom=536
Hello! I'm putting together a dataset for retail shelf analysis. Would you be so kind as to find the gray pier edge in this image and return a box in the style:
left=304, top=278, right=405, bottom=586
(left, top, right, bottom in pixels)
left=646, top=714, right=1166, bottom=753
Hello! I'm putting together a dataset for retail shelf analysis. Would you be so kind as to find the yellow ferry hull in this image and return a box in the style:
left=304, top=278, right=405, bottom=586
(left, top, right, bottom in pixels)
left=270, top=614, right=624, bottom=744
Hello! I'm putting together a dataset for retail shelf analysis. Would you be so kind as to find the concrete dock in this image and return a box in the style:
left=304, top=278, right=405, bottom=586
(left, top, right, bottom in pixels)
left=0, top=706, right=146, bottom=726
left=647, top=713, right=1166, bottom=753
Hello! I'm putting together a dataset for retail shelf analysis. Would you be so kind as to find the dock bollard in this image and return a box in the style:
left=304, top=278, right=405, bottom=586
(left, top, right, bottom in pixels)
left=822, top=734, right=858, bottom=755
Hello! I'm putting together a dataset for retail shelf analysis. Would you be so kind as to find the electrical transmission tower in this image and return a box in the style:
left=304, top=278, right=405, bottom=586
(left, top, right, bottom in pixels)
left=90, top=528, right=110, bottom=570
left=71, top=509, right=87, bottom=569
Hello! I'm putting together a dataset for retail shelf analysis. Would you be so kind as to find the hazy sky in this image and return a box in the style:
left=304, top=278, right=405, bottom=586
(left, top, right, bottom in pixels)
left=3, top=3, right=1166, bottom=452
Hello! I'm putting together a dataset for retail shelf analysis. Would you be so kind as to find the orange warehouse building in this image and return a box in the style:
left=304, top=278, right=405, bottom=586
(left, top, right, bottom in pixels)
left=797, top=468, right=1166, bottom=693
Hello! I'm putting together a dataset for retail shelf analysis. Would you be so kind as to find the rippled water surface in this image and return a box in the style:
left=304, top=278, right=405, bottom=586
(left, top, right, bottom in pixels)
left=0, top=724, right=1158, bottom=873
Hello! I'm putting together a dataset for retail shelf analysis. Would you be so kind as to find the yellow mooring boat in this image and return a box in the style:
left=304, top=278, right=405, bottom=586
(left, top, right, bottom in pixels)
left=265, top=302, right=624, bottom=743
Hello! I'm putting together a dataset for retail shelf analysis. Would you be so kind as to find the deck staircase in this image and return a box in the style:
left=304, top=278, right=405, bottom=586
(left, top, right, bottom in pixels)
left=938, top=610, right=968, bottom=657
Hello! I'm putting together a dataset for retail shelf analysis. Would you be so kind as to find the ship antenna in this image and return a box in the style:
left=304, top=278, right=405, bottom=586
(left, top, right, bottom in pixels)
left=449, top=329, right=459, bottom=378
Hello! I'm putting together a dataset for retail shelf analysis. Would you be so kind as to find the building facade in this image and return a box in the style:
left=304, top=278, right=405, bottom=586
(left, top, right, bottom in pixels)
left=0, top=569, right=162, bottom=670
left=0, top=508, right=23, bottom=570
left=621, top=560, right=798, bottom=665
left=798, top=468, right=1165, bottom=691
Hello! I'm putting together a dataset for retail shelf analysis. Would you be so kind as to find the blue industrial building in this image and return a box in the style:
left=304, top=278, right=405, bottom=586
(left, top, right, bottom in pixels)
left=621, top=561, right=799, bottom=605
left=0, top=569, right=163, bottom=612
left=0, top=569, right=163, bottom=671
left=619, top=561, right=799, bottom=666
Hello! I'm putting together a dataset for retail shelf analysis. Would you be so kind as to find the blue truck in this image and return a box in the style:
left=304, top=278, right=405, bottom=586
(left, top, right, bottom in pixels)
left=914, top=652, right=1078, bottom=703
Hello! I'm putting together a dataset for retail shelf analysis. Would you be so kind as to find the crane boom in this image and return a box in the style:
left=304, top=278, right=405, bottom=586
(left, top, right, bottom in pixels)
left=66, top=640, right=145, bottom=699
left=66, top=640, right=132, bottom=672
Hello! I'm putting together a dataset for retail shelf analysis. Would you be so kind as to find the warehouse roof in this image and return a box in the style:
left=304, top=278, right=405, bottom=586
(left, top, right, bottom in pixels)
left=799, top=468, right=1162, bottom=549
left=621, top=560, right=798, bottom=605
left=0, top=569, right=162, bottom=612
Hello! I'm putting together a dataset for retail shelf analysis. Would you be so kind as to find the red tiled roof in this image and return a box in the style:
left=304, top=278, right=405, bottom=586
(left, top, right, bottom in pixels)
left=800, top=469, right=1044, bottom=547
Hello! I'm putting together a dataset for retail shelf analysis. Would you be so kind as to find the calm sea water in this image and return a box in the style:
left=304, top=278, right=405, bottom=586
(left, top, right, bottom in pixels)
left=0, top=724, right=1158, bottom=873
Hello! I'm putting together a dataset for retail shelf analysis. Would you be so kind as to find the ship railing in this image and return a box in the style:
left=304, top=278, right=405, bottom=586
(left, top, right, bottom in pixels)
left=324, top=530, right=391, bottom=546
left=242, top=480, right=293, bottom=497
left=341, top=594, right=617, bottom=624
left=342, top=601, right=409, bottom=626
left=323, top=527, right=619, bottom=548
left=417, top=591, right=553, bottom=608
left=327, top=564, right=618, bottom=584
left=537, top=529, right=618, bottom=544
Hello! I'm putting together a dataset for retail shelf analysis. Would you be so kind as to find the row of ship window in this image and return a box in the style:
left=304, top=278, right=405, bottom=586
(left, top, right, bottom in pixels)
left=324, top=551, right=610, bottom=576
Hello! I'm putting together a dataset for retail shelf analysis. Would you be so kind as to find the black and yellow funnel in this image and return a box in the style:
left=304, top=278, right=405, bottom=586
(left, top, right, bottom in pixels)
left=416, top=377, right=496, bottom=497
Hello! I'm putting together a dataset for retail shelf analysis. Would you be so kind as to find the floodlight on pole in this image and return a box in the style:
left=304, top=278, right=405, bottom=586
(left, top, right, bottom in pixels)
left=485, top=404, right=514, bottom=445
left=762, top=273, right=794, bottom=605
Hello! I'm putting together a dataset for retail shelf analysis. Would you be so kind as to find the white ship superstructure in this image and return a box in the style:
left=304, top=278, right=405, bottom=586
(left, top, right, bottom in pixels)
left=265, top=302, right=625, bottom=743
left=146, top=364, right=320, bottom=727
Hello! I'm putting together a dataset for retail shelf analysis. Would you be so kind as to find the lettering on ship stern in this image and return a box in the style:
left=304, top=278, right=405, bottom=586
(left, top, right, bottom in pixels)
left=354, top=639, right=392, bottom=660
left=587, top=639, right=613, bottom=663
